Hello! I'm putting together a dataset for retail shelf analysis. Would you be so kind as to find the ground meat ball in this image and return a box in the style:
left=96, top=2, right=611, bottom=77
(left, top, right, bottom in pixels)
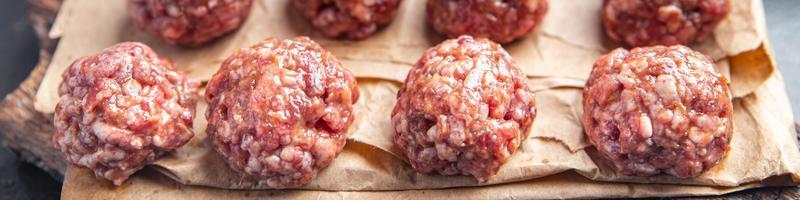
left=127, top=0, right=253, bottom=46
left=392, top=36, right=537, bottom=181
left=582, top=45, right=733, bottom=178
left=426, top=0, right=548, bottom=44
left=292, top=0, right=401, bottom=40
left=205, top=37, right=359, bottom=188
left=52, top=42, right=199, bottom=185
left=602, top=0, right=730, bottom=47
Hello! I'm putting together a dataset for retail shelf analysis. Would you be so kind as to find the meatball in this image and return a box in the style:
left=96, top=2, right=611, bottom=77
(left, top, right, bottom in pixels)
left=426, top=0, right=549, bottom=44
left=582, top=45, right=733, bottom=178
left=391, top=36, right=537, bottom=182
left=127, top=0, right=254, bottom=46
left=52, top=42, right=199, bottom=185
left=292, top=0, right=402, bottom=40
left=602, top=0, right=730, bottom=47
left=205, top=37, right=360, bottom=188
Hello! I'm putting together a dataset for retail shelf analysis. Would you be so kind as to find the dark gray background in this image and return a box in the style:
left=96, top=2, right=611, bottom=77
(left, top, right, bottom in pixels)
left=0, top=0, right=798, bottom=199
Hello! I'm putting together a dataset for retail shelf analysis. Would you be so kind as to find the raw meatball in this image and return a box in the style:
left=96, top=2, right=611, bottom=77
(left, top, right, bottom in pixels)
left=292, top=0, right=402, bottom=40
left=602, top=0, right=730, bottom=47
left=205, top=37, right=360, bottom=188
left=53, top=42, right=199, bottom=185
left=426, top=0, right=548, bottom=44
left=582, top=45, right=733, bottom=178
left=392, top=36, right=537, bottom=181
left=127, top=0, right=254, bottom=46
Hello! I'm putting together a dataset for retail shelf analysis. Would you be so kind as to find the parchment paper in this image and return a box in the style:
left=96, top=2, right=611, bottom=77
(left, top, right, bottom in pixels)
left=61, top=65, right=800, bottom=199
left=38, top=0, right=800, bottom=197
left=35, top=0, right=770, bottom=113
left=62, top=166, right=797, bottom=200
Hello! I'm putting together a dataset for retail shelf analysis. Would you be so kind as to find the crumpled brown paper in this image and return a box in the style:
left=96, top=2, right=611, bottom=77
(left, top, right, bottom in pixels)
left=35, top=0, right=769, bottom=113
left=62, top=166, right=797, bottom=200
left=61, top=71, right=800, bottom=199
left=38, top=0, right=800, bottom=198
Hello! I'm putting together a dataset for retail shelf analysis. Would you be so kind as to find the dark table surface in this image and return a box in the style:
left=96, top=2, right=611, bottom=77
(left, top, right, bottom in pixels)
left=0, top=0, right=798, bottom=199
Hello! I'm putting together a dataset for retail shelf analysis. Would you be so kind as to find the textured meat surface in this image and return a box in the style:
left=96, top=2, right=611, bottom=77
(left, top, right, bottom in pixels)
left=127, top=0, right=253, bottom=46
left=426, top=0, right=548, bottom=44
left=392, top=36, right=537, bottom=181
left=602, top=0, right=730, bottom=47
left=205, top=37, right=359, bottom=188
left=582, top=45, right=733, bottom=178
left=53, top=42, right=199, bottom=185
left=292, top=0, right=401, bottom=40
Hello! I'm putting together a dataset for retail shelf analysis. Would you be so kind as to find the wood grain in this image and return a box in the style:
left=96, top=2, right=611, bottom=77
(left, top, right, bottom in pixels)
left=0, top=0, right=64, bottom=180
left=0, top=0, right=796, bottom=198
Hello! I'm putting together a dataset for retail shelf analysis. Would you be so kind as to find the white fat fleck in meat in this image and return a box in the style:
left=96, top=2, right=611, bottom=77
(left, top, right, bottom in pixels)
left=688, top=127, right=713, bottom=145
left=478, top=104, right=489, bottom=120
left=695, top=115, right=717, bottom=131
left=638, top=114, right=653, bottom=138
left=426, top=124, right=441, bottom=141
left=246, top=155, right=263, bottom=174
left=265, top=155, right=281, bottom=170
left=670, top=110, right=686, bottom=130
left=91, top=121, right=111, bottom=142
left=420, top=147, right=437, bottom=161
left=464, top=66, right=485, bottom=88
left=655, top=75, right=679, bottom=103
left=280, top=146, right=299, bottom=162
left=312, top=138, right=334, bottom=162
left=152, top=135, right=164, bottom=147
left=447, top=124, right=467, bottom=147
left=436, top=143, right=458, bottom=161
